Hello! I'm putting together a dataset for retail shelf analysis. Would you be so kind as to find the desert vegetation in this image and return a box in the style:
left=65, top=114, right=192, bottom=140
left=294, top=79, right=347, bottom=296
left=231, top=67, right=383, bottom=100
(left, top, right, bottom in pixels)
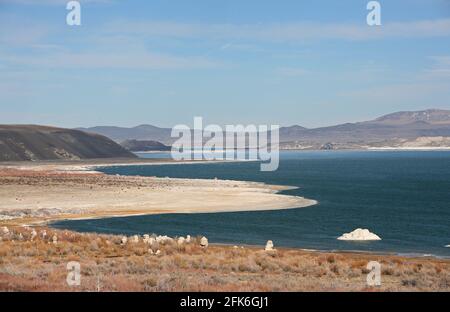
left=0, top=226, right=449, bottom=292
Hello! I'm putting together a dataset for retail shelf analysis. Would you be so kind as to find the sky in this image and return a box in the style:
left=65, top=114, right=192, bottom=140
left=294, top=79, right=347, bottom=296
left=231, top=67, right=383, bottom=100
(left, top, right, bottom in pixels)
left=0, top=0, right=450, bottom=128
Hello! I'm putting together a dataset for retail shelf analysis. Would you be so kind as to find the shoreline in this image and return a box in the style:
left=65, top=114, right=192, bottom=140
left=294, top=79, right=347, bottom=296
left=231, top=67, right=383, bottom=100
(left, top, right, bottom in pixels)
left=280, top=148, right=450, bottom=151
left=1, top=157, right=448, bottom=260
left=1, top=224, right=448, bottom=291
left=0, top=158, right=317, bottom=227
left=47, top=218, right=450, bottom=261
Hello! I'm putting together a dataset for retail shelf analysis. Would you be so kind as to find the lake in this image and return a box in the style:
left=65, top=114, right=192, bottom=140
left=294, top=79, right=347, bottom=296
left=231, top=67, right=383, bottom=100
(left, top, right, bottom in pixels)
left=51, top=151, right=450, bottom=258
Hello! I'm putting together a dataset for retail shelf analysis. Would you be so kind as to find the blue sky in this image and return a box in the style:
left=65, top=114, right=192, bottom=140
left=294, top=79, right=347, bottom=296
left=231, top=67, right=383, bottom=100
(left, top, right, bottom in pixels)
left=0, top=0, right=450, bottom=128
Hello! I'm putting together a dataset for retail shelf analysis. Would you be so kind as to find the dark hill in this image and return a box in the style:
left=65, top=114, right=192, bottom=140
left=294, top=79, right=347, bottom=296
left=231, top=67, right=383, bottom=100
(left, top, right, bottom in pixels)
left=121, top=139, right=171, bottom=152
left=0, top=125, right=136, bottom=161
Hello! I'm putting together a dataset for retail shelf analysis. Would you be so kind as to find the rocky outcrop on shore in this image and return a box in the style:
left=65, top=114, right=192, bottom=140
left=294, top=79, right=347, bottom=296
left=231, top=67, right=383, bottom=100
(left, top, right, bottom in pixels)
left=337, top=228, right=381, bottom=241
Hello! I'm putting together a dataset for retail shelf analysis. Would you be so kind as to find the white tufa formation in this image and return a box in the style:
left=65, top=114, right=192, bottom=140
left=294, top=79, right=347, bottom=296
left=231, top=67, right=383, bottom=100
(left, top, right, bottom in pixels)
left=177, top=237, right=185, bottom=245
left=337, top=228, right=381, bottom=241
left=131, top=235, right=139, bottom=243
left=121, top=236, right=128, bottom=245
left=52, top=235, right=58, bottom=245
left=148, top=249, right=161, bottom=256
left=156, top=235, right=173, bottom=244
left=1, top=226, right=9, bottom=235
left=265, top=240, right=275, bottom=252
left=143, top=234, right=150, bottom=244
left=200, top=236, right=208, bottom=248
left=30, top=229, right=37, bottom=241
left=41, top=230, right=47, bottom=239
left=186, top=235, right=191, bottom=243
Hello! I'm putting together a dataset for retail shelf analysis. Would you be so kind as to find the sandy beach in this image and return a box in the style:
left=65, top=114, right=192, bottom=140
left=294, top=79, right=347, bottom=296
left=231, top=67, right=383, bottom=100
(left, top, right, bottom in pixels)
left=0, top=159, right=317, bottom=225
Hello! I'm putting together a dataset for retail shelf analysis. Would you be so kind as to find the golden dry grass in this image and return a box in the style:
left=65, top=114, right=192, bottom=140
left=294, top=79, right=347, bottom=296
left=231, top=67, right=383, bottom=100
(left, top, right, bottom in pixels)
left=0, top=226, right=449, bottom=292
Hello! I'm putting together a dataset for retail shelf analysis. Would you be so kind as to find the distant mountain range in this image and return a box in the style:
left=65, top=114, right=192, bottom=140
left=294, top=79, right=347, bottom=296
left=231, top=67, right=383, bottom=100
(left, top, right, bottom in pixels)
left=3, top=109, right=448, bottom=162
left=76, top=124, right=172, bottom=144
left=0, top=125, right=136, bottom=161
left=77, top=109, right=450, bottom=149
left=279, top=109, right=450, bottom=144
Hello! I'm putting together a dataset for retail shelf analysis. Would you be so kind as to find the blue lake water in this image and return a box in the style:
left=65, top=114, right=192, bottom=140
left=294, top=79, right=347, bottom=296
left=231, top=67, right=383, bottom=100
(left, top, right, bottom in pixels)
left=51, top=151, right=450, bottom=257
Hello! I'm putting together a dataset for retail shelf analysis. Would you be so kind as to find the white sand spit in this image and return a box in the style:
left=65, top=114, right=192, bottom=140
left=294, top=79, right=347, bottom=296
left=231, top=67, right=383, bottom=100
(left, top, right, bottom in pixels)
left=0, top=166, right=317, bottom=223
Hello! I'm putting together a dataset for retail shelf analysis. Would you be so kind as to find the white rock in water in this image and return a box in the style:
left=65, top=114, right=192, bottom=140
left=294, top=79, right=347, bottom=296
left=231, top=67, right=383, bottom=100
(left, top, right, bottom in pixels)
left=265, top=240, right=274, bottom=251
left=200, top=236, right=208, bottom=248
left=337, top=228, right=381, bottom=241
left=445, top=245, right=450, bottom=248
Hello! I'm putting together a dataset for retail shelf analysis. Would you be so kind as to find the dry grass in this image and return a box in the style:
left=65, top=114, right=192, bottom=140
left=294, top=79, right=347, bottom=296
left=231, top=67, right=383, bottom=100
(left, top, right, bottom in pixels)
left=0, top=226, right=449, bottom=292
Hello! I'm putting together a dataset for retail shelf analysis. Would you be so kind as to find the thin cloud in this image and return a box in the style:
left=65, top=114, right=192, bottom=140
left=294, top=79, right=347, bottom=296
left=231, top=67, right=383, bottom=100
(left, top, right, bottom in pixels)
left=0, top=0, right=111, bottom=5
left=219, top=43, right=265, bottom=53
left=276, top=67, right=309, bottom=77
left=338, top=82, right=450, bottom=102
left=424, top=56, right=450, bottom=78
left=0, top=16, right=50, bottom=45
left=1, top=50, right=220, bottom=70
left=103, top=18, right=450, bottom=42
left=430, top=56, right=450, bottom=66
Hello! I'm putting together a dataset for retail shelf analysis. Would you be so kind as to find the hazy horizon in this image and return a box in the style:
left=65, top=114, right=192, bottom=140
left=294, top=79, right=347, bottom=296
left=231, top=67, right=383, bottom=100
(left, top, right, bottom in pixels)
left=0, top=107, right=446, bottom=130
